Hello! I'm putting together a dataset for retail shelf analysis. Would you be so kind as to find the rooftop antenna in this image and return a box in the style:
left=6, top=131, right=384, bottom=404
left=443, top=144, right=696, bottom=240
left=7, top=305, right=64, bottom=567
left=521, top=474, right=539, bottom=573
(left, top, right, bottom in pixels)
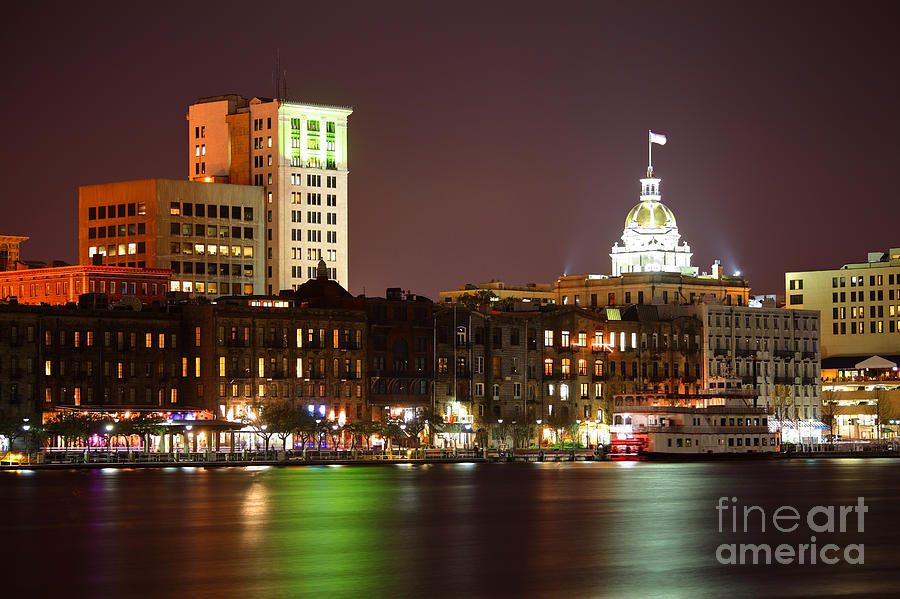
left=273, top=50, right=286, bottom=99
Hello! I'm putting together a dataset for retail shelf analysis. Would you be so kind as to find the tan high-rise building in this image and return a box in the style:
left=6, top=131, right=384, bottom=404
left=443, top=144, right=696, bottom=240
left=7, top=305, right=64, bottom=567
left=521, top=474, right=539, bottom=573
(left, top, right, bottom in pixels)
left=785, top=248, right=900, bottom=358
left=187, top=95, right=352, bottom=294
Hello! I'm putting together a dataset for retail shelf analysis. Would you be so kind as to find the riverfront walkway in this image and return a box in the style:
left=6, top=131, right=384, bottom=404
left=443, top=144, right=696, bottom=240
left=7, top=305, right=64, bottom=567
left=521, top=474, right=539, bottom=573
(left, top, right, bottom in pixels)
left=0, top=447, right=604, bottom=470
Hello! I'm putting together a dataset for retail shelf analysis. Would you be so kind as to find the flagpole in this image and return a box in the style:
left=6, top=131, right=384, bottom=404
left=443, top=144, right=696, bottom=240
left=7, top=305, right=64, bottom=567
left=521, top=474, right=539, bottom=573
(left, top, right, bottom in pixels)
left=648, top=129, right=652, bottom=175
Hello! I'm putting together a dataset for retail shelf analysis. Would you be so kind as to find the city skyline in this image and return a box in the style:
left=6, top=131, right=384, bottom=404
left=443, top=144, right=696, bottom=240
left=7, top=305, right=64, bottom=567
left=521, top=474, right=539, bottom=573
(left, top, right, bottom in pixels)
left=3, top=1, right=899, bottom=299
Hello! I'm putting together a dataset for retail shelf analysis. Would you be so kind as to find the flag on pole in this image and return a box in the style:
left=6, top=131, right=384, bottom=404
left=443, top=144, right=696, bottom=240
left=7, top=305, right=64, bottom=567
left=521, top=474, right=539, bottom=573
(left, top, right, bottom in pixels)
left=649, top=131, right=667, bottom=146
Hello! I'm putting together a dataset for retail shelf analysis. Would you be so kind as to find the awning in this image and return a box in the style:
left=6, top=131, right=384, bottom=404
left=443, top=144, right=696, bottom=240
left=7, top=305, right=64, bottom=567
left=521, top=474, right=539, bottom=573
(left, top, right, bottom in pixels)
left=855, top=355, right=898, bottom=370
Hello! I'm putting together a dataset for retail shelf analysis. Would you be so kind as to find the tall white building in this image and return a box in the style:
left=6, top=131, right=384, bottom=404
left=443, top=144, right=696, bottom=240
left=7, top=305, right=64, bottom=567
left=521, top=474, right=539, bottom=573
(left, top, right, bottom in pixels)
left=187, top=94, right=352, bottom=294
left=610, top=165, right=697, bottom=277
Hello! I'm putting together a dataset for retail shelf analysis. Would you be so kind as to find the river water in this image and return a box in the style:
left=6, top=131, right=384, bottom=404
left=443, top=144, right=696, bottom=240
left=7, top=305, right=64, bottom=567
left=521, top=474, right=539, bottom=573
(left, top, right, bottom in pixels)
left=2, top=460, right=899, bottom=598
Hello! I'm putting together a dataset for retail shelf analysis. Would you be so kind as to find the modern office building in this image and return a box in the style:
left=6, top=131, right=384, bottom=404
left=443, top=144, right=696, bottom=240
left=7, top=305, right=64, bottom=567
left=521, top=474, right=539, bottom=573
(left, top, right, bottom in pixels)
left=187, top=95, right=352, bottom=294
left=785, top=248, right=900, bottom=358
left=78, top=178, right=265, bottom=296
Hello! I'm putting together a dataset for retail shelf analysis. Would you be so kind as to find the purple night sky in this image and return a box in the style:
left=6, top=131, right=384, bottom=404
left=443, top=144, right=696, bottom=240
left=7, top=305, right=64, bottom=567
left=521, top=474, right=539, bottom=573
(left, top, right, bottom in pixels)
left=2, top=1, right=897, bottom=298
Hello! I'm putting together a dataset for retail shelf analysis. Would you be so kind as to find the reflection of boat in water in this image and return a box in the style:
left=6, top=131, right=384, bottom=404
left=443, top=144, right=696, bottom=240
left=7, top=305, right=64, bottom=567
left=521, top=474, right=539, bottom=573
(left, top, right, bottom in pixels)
left=608, top=438, right=648, bottom=461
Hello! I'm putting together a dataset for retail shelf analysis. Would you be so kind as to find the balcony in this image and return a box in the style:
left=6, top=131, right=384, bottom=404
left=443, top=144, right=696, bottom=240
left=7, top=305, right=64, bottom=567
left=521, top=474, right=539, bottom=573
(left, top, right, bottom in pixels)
left=802, top=352, right=817, bottom=360
left=774, top=377, right=796, bottom=385
left=713, top=348, right=731, bottom=357
left=264, top=339, right=288, bottom=349
left=225, top=339, right=249, bottom=348
left=774, top=349, right=795, bottom=359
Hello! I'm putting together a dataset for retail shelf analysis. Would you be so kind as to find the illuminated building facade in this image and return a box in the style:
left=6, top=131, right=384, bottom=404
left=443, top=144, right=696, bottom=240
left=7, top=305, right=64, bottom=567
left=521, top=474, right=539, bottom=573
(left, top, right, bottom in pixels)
left=0, top=264, right=170, bottom=306
left=438, top=281, right=556, bottom=305
left=610, top=167, right=697, bottom=276
left=693, top=302, right=823, bottom=443
left=0, top=235, right=28, bottom=271
left=187, top=95, right=352, bottom=294
left=555, top=270, right=750, bottom=308
left=78, top=179, right=264, bottom=296
left=0, top=302, right=184, bottom=425
left=432, top=304, right=702, bottom=448
left=785, top=248, right=900, bottom=358
left=180, top=295, right=367, bottom=428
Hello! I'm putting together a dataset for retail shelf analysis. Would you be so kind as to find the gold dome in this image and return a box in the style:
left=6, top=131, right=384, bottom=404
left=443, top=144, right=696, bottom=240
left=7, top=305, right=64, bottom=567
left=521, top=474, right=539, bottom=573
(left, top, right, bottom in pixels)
left=625, top=201, right=676, bottom=229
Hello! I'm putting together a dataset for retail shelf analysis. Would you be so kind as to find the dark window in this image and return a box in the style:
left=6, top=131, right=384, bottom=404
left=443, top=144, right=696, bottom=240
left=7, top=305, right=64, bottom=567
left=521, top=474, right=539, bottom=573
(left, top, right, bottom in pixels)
left=137, top=223, right=146, bottom=234
left=171, top=223, right=180, bottom=235
left=244, top=228, right=253, bottom=239
left=98, top=206, right=106, bottom=219
left=183, top=203, right=193, bottom=217
left=208, top=205, right=217, bottom=218
left=127, top=203, right=136, bottom=216
left=232, top=206, right=241, bottom=219
left=88, top=207, right=97, bottom=220
left=231, top=227, right=241, bottom=238
left=117, top=204, right=126, bottom=217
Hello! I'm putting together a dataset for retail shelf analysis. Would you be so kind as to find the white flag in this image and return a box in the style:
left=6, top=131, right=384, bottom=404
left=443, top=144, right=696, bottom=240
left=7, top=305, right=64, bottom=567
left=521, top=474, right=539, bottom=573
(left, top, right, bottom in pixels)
left=649, top=131, right=667, bottom=145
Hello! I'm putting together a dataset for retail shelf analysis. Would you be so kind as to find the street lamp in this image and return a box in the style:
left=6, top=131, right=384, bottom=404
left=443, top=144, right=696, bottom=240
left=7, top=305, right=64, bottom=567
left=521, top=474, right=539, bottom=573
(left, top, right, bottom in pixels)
left=105, top=424, right=114, bottom=455
left=536, top=419, right=543, bottom=448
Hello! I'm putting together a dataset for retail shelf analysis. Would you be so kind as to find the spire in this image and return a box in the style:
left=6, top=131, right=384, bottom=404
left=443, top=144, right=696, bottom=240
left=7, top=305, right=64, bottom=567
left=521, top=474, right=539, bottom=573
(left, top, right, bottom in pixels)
left=316, top=259, right=328, bottom=280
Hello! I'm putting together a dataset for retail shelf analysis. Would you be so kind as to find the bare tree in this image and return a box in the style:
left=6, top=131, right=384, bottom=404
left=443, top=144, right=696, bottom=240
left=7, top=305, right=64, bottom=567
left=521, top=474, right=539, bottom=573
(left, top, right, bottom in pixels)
left=820, top=390, right=839, bottom=443
left=873, top=388, right=894, bottom=440
left=771, top=384, right=796, bottom=421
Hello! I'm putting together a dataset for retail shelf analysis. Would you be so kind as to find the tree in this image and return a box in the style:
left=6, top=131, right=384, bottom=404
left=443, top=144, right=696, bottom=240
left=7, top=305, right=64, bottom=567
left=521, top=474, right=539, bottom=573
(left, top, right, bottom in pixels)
left=546, top=409, right=575, bottom=449
left=510, top=422, right=536, bottom=449
left=243, top=401, right=281, bottom=454
left=0, top=411, right=26, bottom=452
left=456, top=290, right=497, bottom=310
left=404, top=408, right=445, bottom=448
left=873, top=388, right=894, bottom=440
left=820, top=390, right=839, bottom=443
left=293, top=410, right=321, bottom=457
left=379, top=420, right=404, bottom=451
left=771, top=384, right=795, bottom=421
left=45, top=412, right=98, bottom=451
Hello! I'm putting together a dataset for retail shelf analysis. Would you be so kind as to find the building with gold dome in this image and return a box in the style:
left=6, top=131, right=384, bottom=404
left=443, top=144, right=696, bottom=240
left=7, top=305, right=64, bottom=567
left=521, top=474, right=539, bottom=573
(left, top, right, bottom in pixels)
left=611, top=167, right=697, bottom=276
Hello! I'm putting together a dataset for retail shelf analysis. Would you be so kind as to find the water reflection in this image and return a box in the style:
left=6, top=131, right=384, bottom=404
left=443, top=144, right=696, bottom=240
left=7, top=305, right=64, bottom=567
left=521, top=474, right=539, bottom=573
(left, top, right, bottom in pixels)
left=2, top=461, right=899, bottom=598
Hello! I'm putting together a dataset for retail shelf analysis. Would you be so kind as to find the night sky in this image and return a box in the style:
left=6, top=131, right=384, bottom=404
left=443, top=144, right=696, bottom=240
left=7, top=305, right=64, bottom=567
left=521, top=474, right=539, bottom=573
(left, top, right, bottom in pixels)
left=3, top=1, right=898, bottom=298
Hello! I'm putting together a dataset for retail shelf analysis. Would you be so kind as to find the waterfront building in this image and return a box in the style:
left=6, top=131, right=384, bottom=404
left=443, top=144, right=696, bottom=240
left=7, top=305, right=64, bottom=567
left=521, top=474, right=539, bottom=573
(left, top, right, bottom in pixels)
left=439, top=281, right=556, bottom=305
left=786, top=248, right=900, bottom=440
left=78, top=178, right=265, bottom=297
left=432, top=303, right=703, bottom=448
left=0, top=301, right=184, bottom=426
left=690, top=301, right=823, bottom=443
left=187, top=95, right=352, bottom=293
left=0, top=264, right=170, bottom=306
left=610, top=390, right=777, bottom=455
left=785, top=248, right=900, bottom=358
left=820, top=354, right=900, bottom=440
left=0, top=264, right=367, bottom=451
left=365, top=288, right=434, bottom=421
